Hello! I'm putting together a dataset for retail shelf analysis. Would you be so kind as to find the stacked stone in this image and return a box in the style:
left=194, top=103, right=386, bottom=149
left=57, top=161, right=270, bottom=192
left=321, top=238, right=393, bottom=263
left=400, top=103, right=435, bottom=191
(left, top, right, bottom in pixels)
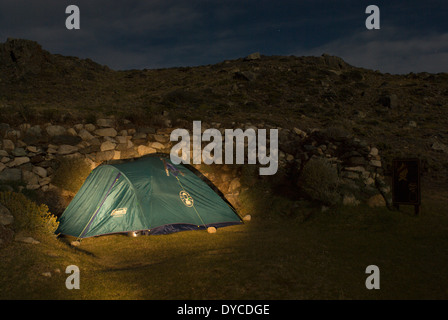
left=0, top=119, right=391, bottom=208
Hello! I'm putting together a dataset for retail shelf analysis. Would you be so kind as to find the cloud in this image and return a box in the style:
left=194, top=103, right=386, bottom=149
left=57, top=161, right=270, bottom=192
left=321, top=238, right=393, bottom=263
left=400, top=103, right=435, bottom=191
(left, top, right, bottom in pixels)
left=299, top=27, right=448, bottom=74
left=1, top=1, right=447, bottom=73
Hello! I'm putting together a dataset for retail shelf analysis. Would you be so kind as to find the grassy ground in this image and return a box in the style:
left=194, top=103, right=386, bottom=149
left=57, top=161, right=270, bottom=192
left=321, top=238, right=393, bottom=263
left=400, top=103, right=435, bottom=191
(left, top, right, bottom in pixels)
left=1, top=184, right=447, bottom=300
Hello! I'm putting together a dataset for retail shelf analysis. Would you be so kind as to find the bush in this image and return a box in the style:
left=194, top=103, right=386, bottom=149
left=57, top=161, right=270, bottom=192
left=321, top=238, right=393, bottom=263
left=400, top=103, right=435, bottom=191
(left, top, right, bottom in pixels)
left=299, top=157, right=341, bottom=206
left=52, top=157, right=92, bottom=193
left=0, top=191, right=58, bottom=234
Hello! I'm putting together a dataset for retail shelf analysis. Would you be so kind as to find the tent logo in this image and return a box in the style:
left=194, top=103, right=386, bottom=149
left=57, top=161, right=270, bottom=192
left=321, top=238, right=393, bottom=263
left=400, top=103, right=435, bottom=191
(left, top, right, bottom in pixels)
left=179, top=191, right=194, bottom=207
left=111, top=208, right=127, bottom=217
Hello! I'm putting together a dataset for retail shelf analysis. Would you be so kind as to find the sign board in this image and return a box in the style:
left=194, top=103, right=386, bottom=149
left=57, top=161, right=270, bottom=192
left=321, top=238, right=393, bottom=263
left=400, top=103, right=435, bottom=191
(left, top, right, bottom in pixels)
left=392, top=158, right=421, bottom=206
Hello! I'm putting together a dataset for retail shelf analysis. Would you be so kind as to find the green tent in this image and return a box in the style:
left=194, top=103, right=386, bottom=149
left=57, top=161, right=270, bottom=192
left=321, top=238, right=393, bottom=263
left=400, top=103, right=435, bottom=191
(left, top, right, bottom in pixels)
left=55, top=155, right=242, bottom=239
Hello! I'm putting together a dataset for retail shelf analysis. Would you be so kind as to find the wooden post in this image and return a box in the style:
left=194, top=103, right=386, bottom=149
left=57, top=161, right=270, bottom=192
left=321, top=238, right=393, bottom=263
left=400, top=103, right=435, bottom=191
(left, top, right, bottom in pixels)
left=392, top=158, right=421, bottom=215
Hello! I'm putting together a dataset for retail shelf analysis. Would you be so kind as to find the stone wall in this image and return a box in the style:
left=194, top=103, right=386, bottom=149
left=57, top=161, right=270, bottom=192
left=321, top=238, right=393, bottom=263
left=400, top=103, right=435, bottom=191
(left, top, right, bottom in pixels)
left=0, top=118, right=391, bottom=212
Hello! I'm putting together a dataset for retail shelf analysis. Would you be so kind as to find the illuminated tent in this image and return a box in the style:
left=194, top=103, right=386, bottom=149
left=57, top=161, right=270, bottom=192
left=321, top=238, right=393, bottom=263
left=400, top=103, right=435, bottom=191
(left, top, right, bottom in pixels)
left=55, top=156, right=242, bottom=239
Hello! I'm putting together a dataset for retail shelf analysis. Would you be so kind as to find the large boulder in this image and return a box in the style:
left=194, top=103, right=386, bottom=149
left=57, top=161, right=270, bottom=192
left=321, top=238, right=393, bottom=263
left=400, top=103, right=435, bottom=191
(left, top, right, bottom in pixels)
left=0, top=38, right=50, bottom=77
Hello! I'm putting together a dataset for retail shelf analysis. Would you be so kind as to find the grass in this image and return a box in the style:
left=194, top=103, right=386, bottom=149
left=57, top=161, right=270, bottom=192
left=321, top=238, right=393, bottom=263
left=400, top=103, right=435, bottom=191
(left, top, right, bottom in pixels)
left=1, top=186, right=447, bottom=300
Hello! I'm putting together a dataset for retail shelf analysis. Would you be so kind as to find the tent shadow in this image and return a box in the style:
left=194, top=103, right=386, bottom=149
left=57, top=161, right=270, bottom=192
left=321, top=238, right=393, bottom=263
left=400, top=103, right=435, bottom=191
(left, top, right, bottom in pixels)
left=56, top=235, right=98, bottom=257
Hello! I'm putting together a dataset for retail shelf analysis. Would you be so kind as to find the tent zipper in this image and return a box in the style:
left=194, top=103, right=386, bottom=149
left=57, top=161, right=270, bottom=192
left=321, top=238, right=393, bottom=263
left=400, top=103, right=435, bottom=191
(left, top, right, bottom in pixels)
left=77, top=173, right=122, bottom=239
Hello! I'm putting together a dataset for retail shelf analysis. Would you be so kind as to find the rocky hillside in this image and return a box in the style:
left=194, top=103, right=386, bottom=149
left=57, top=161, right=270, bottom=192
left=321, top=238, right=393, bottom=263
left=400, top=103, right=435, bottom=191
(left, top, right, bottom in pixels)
left=0, top=38, right=447, bottom=182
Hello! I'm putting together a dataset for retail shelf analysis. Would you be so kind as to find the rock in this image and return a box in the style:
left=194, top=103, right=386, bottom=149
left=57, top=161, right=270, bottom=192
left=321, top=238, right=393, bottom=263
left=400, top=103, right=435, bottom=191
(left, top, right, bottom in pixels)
left=15, top=235, right=40, bottom=244
left=84, top=123, right=96, bottom=132
left=322, top=53, right=347, bottom=69
left=133, top=132, right=147, bottom=140
left=113, top=150, right=121, bottom=160
left=431, top=141, right=448, bottom=153
left=367, top=194, right=386, bottom=207
left=96, top=118, right=115, bottom=127
left=41, top=272, right=52, bottom=278
left=6, top=156, right=29, bottom=167
left=369, top=160, right=382, bottom=168
left=242, top=214, right=251, bottom=221
left=293, top=127, right=307, bottom=138
left=22, top=170, right=39, bottom=185
left=342, top=194, right=360, bottom=206
left=26, top=184, right=40, bottom=190
left=5, top=129, right=21, bottom=141
left=66, top=128, right=77, bottom=136
left=364, top=177, right=375, bottom=186
left=2, top=139, right=14, bottom=151
left=94, top=128, right=117, bottom=137
left=0, top=168, right=21, bottom=182
left=11, top=148, right=26, bottom=157
left=26, top=145, right=39, bottom=153
left=0, top=38, right=47, bottom=75
left=207, top=227, right=217, bottom=234
left=150, top=142, right=165, bottom=150
left=32, top=166, right=47, bottom=178
left=0, top=203, right=14, bottom=226
left=369, top=147, right=379, bottom=157
left=39, top=177, right=51, bottom=186
left=244, top=52, right=261, bottom=61
left=96, top=150, right=115, bottom=162
left=47, top=146, right=58, bottom=154
left=100, top=141, right=116, bottom=152
left=19, top=124, right=30, bottom=132
left=342, top=171, right=360, bottom=180
left=120, top=149, right=137, bottom=159
left=153, top=135, right=169, bottom=143
left=116, top=142, right=132, bottom=152
left=0, top=162, right=5, bottom=172
left=58, top=145, right=79, bottom=155
left=88, top=138, right=101, bottom=146
left=115, top=136, right=128, bottom=144
left=70, top=240, right=81, bottom=247
left=46, top=125, right=66, bottom=136
left=26, top=125, right=42, bottom=137
left=137, top=145, right=156, bottom=156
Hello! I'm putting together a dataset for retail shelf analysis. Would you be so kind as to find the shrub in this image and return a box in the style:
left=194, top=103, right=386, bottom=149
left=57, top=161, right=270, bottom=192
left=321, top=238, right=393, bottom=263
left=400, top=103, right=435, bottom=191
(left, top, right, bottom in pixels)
left=52, top=157, right=92, bottom=193
left=0, top=191, right=58, bottom=234
left=238, top=180, right=273, bottom=217
left=299, top=157, right=341, bottom=206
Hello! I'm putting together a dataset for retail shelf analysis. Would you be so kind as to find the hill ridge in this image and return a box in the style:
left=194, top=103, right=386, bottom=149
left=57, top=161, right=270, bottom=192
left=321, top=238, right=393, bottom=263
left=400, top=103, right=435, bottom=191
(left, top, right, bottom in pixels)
left=0, top=38, right=447, bottom=180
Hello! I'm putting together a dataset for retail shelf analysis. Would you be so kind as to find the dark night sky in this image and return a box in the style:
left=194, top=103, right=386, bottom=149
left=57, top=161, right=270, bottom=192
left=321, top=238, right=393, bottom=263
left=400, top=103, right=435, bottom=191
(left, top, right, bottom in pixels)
left=0, top=0, right=447, bottom=73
